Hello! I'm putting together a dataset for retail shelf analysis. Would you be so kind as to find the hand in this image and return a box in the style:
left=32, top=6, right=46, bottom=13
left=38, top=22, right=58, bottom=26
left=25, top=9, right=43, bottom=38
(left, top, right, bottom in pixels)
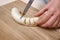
left=34, top=0, right=60, bottom=28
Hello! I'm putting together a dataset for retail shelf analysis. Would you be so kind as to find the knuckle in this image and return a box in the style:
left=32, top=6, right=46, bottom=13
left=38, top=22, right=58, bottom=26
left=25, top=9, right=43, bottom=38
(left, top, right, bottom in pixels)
left=51, top=8, right=55, bottom=11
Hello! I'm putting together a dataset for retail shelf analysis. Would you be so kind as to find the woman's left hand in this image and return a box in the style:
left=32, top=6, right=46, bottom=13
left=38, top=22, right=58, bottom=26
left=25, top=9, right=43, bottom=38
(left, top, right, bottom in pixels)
left=34, top=0, right=60, bottom=28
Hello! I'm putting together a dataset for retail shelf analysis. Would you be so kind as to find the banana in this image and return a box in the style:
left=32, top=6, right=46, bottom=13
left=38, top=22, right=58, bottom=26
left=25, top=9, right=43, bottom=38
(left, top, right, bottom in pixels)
left=11, top=7, right=39, bottom=26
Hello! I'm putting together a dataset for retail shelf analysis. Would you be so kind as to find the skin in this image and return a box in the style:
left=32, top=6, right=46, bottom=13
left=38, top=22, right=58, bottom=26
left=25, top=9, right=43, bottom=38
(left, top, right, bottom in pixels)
left=34, top=0, right=60, bottom=28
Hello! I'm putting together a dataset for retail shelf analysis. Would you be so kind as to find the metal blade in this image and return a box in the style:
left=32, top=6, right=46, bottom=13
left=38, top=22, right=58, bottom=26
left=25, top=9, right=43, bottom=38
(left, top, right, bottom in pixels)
left=20, top=0, right=34, bottom=18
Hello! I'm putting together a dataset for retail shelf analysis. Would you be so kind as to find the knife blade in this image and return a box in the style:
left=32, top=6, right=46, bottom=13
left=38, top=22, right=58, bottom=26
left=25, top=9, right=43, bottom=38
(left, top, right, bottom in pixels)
left=20, top=0, right=34, bottom=18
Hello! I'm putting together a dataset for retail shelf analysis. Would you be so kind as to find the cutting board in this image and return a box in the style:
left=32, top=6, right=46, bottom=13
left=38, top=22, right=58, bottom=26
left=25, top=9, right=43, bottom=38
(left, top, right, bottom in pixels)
left=0, top=0, right=60, bottom=40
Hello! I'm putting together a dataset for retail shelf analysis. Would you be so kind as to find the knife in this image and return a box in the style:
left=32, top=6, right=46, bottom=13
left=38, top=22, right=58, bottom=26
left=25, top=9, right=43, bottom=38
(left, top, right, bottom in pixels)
left=20, top=0, right=34, bottom=18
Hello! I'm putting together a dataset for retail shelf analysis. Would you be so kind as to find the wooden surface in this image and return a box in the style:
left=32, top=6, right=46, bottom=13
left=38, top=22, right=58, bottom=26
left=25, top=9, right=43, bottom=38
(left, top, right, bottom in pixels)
left=0, top=0, right=60, bottom=40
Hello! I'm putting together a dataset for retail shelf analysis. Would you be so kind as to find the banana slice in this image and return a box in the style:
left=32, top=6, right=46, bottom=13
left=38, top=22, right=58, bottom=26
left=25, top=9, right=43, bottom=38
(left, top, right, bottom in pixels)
left=33, top=17, right=39, bottom=23
left=11, top=7, right=39, bottom=26
left=20, top=17, right=26, bottom=24
left=30, top=18, right=34, bottom=25
left=33, top=17, right=39, bottom=25
left=25, top=17, right=30, bottom=25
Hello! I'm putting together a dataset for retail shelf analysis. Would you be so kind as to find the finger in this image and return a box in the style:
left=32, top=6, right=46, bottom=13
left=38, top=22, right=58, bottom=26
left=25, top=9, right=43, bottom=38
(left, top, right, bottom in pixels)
left=41, top=11, right=59, bottom=27
left=52, top=18, right=60, bottom=28
left=34, top=7, right=48, bottom=17
left=36, top=8, right=55, bottom=25
left=34, top=1, right=53, bottom=17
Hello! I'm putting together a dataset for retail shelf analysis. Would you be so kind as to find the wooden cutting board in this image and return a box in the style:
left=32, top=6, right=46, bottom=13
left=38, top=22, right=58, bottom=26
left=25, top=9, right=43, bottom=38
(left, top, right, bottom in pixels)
left=0, top=0, right=60, bottom=40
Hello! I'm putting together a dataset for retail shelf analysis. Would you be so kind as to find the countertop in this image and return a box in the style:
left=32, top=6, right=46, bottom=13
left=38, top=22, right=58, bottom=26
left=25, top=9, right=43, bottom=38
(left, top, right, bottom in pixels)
left=0, top=0, right=60, bottom=40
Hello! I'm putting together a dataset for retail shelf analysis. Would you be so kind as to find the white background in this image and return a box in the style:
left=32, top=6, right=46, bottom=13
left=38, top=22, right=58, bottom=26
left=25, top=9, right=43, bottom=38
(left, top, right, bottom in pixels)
left=0, top=0, right=16, bottom=6
left=21, top=0, right=46, bottom=10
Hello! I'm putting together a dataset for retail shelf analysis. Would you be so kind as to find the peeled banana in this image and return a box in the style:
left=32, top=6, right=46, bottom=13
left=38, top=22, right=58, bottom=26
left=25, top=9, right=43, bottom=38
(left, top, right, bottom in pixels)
left=11, top=7, right=39, bottom=26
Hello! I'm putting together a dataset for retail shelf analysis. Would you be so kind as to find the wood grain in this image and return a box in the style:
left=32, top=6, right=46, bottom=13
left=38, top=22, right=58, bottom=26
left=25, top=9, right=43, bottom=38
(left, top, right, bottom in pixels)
left=0, top=0, right=60, bottom=40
